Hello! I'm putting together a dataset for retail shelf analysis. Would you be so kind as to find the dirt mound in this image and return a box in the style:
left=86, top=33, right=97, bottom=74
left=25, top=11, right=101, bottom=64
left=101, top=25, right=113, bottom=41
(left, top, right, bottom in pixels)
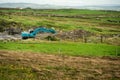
left=0, top=50, right=120, bottom=80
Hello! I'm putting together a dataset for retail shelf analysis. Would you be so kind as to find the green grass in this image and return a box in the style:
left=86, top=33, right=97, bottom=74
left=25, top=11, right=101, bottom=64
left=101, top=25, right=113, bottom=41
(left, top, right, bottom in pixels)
left=0, top=42, right=119, bottom=56
left=0, top=15, right=119, bottom=34
left=1, top=9, right=119, bottom=15
left=0, top=9, right=120, bottom=34
left=0, top=8, right=120, bottom=80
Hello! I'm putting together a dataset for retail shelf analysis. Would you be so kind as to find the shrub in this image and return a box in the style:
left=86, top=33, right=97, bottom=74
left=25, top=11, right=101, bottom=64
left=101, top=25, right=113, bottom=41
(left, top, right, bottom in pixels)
left=45, top=36, right=59, bottom=41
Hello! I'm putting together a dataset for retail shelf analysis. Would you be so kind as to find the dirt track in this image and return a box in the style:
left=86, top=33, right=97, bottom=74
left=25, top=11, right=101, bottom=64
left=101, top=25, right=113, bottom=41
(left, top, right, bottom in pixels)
left=0, top=50, right=120, bottom=80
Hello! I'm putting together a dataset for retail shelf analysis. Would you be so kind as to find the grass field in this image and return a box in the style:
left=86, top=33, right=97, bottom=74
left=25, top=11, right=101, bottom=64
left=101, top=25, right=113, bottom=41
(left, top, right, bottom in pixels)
left=0, top=50, right=120, bottom=80
left=0, top=9, right=119, bottom=55
left=0, top=9, right=120, bottom=34
left=0, top=8, right=120, bottom=80
left=0, top=41, right=119, bottom=56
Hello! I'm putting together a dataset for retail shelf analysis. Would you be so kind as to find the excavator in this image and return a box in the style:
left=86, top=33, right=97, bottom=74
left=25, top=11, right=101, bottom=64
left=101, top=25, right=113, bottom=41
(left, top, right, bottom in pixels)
left=21, top=27, right=56, bottom=39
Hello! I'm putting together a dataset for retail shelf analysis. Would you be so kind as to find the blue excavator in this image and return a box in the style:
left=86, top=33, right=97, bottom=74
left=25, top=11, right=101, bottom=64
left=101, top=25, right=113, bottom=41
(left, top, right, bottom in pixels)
left=21, top=27, right=56, bottom=39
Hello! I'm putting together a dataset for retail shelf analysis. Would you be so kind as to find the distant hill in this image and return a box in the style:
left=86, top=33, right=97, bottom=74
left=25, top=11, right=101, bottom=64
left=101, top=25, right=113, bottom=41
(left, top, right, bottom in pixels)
left=0, top=3, right=65, bottom=9
left=73, top=5, right=120, bottom=11
left=0, top=3, right=120, bottom=11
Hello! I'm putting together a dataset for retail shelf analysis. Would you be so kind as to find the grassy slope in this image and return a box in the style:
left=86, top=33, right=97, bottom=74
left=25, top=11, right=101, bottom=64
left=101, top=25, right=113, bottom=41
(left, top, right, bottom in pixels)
left=0, top=42, right=119, bottom=56
left=0, top=9, right=120, bottom=34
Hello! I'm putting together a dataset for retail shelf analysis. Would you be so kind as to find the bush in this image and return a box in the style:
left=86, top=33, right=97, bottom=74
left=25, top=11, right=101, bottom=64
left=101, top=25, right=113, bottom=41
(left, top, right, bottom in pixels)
left=45, top=36, right=59, bottom=41
left=0, top=19, right=23, bottom=32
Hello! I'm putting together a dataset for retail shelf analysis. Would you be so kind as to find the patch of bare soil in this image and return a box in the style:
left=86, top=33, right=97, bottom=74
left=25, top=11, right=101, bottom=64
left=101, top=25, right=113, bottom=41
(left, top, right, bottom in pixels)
left=0, top=50, right=120, bottom=80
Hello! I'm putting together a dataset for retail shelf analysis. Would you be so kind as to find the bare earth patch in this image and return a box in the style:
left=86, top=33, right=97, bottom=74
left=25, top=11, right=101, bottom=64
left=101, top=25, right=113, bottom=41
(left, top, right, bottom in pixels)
left=0, top=50, right=120, bottom=80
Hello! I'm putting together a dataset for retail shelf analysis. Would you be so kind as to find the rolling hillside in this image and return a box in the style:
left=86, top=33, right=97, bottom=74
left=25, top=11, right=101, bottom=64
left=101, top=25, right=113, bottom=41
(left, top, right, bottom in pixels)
left=0, top=3, right=120, bottom=10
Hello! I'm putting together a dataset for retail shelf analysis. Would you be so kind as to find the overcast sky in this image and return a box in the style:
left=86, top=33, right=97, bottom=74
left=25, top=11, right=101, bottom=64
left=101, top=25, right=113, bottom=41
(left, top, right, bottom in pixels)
left=0, top=0, right=120, bottom=6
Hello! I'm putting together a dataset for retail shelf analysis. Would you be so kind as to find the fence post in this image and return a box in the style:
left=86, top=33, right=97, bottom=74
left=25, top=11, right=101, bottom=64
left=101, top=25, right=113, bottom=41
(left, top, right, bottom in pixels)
left=83, top=31, right=87, bottom=43
left=100, top=35, right=103, bottom=43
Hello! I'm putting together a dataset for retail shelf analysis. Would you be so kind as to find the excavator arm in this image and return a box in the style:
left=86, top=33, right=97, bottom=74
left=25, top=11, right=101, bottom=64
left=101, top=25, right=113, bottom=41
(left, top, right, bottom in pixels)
left=21, top=27, right=56, bottom=39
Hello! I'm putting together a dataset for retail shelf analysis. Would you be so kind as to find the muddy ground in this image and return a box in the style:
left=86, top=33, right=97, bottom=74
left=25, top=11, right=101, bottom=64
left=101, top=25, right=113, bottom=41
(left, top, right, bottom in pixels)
left=0, top=50, right=120, bottom=80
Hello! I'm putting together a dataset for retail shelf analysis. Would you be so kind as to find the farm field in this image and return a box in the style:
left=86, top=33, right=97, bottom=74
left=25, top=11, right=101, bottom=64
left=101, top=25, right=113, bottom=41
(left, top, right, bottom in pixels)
left=0, top=41, right=120, bottom=80
left=0, top=8, right=120, bottom=80
left=0, top=50, right=120, bottom=80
